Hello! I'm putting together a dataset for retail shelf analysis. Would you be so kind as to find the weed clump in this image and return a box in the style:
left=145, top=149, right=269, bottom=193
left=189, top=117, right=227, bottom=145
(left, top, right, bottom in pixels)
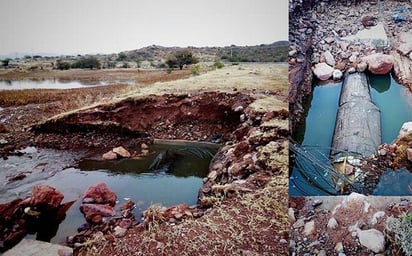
left=386, top=215, right=412, bottom=255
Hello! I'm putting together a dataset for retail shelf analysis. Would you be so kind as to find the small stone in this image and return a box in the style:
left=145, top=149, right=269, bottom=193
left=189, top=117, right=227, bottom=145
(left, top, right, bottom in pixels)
left=357, top=229, right=385, bottom=253
left=288, top=207, right=296, bottom=223
left=406, top=148, right=412, bottom=162
left=292, top=218, right=305, bottom=229
left=114, top=226, right=127, bottom=237
left=113, top=146, right=131, bottom=158
left=279, top=239, right=287, bottom=244
left=303, top=220, right=315, bottom=236
left=345, top=164, right=354, bottom=175
left=327, top=217, right=338, bottom=229
left=378, top=148, right=387, bottom=156
left=102, top=151, right=117, bottom=160
left=332, top=69, right=343, bottom=80
left=356, top=62, right=367, bottom=72
left=318, top=250, right=327, bottom=256
left=207, top=170, right=218, bottom=181
left=141, top=143, right=149, bottom=150
left=335, top=242, right=344, bottom=252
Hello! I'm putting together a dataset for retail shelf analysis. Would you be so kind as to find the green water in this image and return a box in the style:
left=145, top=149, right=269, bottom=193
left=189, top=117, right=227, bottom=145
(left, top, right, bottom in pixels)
left=1, top=141, right=219, bottom=244
left=369, top=74, right=412, bottom=143
left=290, top=75, right=412, bottom=196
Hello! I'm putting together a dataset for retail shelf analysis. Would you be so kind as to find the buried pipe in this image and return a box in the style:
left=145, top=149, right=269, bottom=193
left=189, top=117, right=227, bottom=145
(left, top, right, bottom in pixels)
left=330, top=72, right=381, bottom=191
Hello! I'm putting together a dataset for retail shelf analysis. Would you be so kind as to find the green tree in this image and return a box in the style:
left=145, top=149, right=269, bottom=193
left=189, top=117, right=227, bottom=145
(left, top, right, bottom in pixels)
left=71, top=56, right=101, bottom=69
left=1, top=58, right=11, bottom=67
left=56, top=59, right=71, bottom=70
left=117, top=52, right=127, bottom=61
left=166, top=50, right=198, bottom=70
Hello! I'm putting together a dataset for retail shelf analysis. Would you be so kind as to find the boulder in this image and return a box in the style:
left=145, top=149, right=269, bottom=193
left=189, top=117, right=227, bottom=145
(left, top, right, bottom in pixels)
left=79, top=204, right=116, bottom=224
left=332, top=69, right=343, bottom=80
left=112, top=146, right=131, bottom=158
left=363, top=53, right=394, bottom=75
left=356, top=62, right=367, bottom=72
left=29, top=185, right=64, bottom=210
left=323, top=50, right=335, bottom=67
left=102, top=151, right=117, bottom=160
left=313, top=63, right=334, bottom=80
left=398, top=122, right=412, bottom=136
left=357, top=228, right=385, bottom=253
left=396, top=32, right=412, bottom=56
left=82, top=183, right=117, bottom=206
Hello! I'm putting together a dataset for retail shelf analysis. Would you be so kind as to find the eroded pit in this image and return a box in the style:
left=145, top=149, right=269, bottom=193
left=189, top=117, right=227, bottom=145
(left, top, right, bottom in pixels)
left=33, top=92, right=254, bottom=151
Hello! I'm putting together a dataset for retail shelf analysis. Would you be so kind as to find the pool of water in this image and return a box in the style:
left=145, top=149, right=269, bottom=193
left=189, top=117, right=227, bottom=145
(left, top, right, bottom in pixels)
left=290, top=75, right=412, bottom=196
left=0, top=141, right=219, bottom=244
left=290, top=81, right=341, bottom=196
left=0, top=79, right=110, bottom=90
left=369, top=74, right=412, bottom=143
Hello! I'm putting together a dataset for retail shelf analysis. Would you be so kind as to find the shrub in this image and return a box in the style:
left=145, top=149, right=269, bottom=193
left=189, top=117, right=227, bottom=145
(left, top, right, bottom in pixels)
left=166, top=67, right=173, bottom=74
left=1, top=58, right=11, bottom=67
left=213, top=60, right=224, bottom=69
left=71, top=56, right=101, bottom=69
left=191, top=65, right=200, bottom=76
left=56, top=59, right=71, bottom=70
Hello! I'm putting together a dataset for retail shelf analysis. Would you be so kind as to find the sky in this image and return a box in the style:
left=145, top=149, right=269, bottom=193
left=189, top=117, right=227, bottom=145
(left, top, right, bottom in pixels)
left=0, top=0, right=288, bottom=56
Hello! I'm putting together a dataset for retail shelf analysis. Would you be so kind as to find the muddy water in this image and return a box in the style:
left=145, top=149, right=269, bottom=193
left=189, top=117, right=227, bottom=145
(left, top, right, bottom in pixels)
left=290, top=75, right=412, bottom=196
left=0, top=141, right=219, bottom=244
left=0, top=79, right=107, bottom=90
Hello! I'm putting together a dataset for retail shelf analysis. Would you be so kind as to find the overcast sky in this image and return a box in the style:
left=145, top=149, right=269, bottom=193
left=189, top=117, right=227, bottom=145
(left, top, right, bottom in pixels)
left=0, top=0, right=287, bottom=56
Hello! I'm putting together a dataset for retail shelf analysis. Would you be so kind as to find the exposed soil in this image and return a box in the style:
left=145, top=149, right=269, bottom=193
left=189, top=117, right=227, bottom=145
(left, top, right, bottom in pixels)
left=0, top=64, right=289, bottom=255
left=289, top=195, right=412, bottom=256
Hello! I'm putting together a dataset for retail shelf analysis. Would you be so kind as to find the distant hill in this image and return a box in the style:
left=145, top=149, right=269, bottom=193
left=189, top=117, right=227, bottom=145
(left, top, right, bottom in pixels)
left=122, top=41, right=288, bottom=63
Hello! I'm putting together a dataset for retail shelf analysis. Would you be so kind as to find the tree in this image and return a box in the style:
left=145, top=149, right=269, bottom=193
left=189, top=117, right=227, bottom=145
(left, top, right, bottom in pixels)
left=56, top=59, right=71, bottom=70
left=166, top=50, right=198, bottom=70
left=71, top=56, right=101, bottom=69
left=117, top=52, right=127, bottom=61
left=1, top=58, right=11, bottom=67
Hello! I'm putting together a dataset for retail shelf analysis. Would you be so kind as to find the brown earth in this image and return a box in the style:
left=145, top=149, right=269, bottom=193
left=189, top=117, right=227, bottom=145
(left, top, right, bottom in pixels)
left=0, top=64, right=289, bottom=255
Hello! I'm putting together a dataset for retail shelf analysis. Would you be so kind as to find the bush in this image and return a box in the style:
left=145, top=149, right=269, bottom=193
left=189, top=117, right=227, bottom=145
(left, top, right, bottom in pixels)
left=71, top=56, right=101, bottom=69
left=213, top=60, right=224, bottom=69
left=191, top=65, right=200, bottom=76
left=56, top=59, right=71, bottom=70
left=1, top=58, right=11, bottom=67
left=166, top=68, right=173, bottom=74
left=166, top=50, right=198, bottom=70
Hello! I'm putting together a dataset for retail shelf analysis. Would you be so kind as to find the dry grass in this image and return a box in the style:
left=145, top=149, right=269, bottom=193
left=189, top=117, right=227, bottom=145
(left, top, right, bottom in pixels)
left=78, top=175, right=289, bottom=256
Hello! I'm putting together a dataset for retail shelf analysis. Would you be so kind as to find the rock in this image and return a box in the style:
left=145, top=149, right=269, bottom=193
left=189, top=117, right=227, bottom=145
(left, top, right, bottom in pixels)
left=82, top=183, right=117, bottom=206
left=334, top=242, right=344, bottom=253
left=313, top=63, right=334, bottom=80
left=207, top=170, right=218, bottom=181
left=79, top=204, right=115, bottom=224
left=332, top=69, right=343, bottom=80
left=29, top=185, right=64, bottom=210
left=234, top=140, right=250, bottom=157
left=370, top=211, right=385, bottom=226
left=396, top=32, right=412, bottom=56
left=141, top=143, right=149, bottom=150
left=327, top=217, right=338, bottom=229
left=407, top=148, right=412, bottom=162
left=361, top=15, right=377, bottom=27
left=303, top=220, right=315, bottom=236
left=345, top=164, right=354, bottom=175
left=398, top=122, right=412, bottom=136
left=102, top=151, right=117, bottom=160
left=288, top=207, right=296, bottom=223
left=112, top=146, right=131, bottom=158
left=357, top=228, right=385, bottom=253
left=119, top=218, right=132, bottom=229
left=363, top=53, right=394, bottom=75
left=292, top=217, right=305, bottom=229
left=114, top=226, right=127, bottom=237
left=318, top=250, right=327, bottom=256
left=325, top=36, right=335, bottom=44
left=356, top=62, right=367, bottom=72
left=3, top=239, right=73, bottom=256
left=323, top=50, right=335, bottom=66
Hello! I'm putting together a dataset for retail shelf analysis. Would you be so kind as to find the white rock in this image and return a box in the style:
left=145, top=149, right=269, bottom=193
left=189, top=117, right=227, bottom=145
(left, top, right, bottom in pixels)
left=335, top=242, right=344, bottom=252
left=324, top=50, right=336, bottom=66
left=303, top=220, right=315, bottom=236
left=357, top=228, right=385, bottom=253
left=327, top=217, right=338, bottom=229
left=102, top=151, right=117, bottom=160
left=399, top=122, right=412, bottom=136
left=370, top=211, right=385, bottom=226
left=292, top=218, right=305, bottom=229
left=314, top=62, right=334, bottom=81
left=113, top=146, right=131, bottom=158
left=332, top=69, right=343, bottom=80
left=288, top=207, right=296, bottom=223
